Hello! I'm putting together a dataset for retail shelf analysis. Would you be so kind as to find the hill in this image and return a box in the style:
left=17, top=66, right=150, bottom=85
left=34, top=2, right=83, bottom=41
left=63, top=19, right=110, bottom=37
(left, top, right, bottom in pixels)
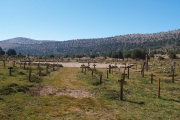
left=1, top=29, right=180, bottom=57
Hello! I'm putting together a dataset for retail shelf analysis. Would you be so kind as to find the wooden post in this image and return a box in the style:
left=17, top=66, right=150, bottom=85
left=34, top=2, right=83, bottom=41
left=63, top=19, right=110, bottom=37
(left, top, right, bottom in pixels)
left=136, top=64, right=137, bottom=70
left=81, top=64, right=85, bottom=72
left=107, top=70, right=108, bottom=79
left=149, top=74, right=156, bottom=84
left=38, top=63, right=40, bottom=69
left=39, top=68, right=41, bottom=76
left=8, top=67, right=13, bottom=76
left=92, top=70, right=93, bottom=76
left=29, top=68, right=31, bottom=82
left=118, top=79, right=126, bottom=100
left=3, top=60, right=5, bottom=68
left=100, top=74, right=102, bottom=84
left=169, top=68, right=177, bottom=83
left=125, top=66, right=130, bottom=79
left=93, top=64, right=96, bottom=70
left=158, top=78, right=160, bottom=98
left=109, top=64, right=111, bottom=73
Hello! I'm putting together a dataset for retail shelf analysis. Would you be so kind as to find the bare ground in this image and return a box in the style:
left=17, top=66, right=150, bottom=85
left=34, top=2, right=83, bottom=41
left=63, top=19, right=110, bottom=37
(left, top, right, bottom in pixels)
left=28, top=85, right=92, bottom=98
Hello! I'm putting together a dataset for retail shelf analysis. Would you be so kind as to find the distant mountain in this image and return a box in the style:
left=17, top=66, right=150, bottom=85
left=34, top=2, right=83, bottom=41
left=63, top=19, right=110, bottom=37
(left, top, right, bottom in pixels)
left=1, top=29, right=180, bottom=57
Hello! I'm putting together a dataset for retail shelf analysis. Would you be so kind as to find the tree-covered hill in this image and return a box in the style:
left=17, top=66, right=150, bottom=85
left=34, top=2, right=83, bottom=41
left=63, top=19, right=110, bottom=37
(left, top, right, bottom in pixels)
left=1, top=29, right=180, bottom=57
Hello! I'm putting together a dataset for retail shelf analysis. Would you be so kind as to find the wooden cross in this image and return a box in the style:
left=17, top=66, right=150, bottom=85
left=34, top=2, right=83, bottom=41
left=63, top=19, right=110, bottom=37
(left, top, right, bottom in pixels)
left=8, top=67, right=13, bottom=76
left=81, top=64, right=85, bottom=72
left=149, top=74, right=156, bottom=84
left=92, top=70, right=93, bottom=76
left=93, top=64, right=96, bottom=70
left=169, top=68, right=177, bottom=83
left=125, top=66, right=131, bottom=79
left=39, top=68, right=41, bottom=76
left=118, top=79, right=127, bottom=100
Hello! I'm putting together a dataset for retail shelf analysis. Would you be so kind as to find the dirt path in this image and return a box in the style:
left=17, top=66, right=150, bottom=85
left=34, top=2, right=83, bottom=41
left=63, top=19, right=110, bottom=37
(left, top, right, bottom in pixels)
left=31, top=62, right=131, bottom=68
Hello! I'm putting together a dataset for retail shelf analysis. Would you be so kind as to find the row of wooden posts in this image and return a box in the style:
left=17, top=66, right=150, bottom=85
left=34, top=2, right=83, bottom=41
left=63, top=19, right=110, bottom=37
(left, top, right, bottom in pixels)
left=81, top=62, right=177, bottom=101
left=3, top=60, right=60, bottom=82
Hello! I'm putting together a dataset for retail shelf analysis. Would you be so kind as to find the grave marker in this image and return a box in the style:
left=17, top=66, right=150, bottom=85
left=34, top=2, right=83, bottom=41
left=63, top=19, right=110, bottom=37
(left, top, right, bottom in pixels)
left=3, top=60, right=5, bottom=68
left=169, top=68, right=177, bottom=83
left=125, top=66, right=131, bottom=79
left=149, top=74, right=156, bottom=84
left=109, top=64, right=111, bottom=73
left=8, top=67, right=13, bottom=76
left=29, top=68, right=32, bottom=82
left=39, top=68, right=41, bottom=76
left=118, top=79, right=127, bottom=100
left=80, top=64, right=85, bottom=72
left=93, top=64, right=96, bottom=70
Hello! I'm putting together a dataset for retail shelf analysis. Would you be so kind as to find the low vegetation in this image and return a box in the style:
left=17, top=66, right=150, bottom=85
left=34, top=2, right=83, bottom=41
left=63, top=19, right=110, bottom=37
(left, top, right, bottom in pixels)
left=0, top=56, right=180, bottom=119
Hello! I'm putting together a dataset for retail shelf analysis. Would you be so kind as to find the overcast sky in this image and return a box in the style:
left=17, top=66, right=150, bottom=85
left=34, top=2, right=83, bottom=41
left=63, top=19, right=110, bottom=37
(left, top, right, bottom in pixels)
left=0, top=0, right=180, bottom=41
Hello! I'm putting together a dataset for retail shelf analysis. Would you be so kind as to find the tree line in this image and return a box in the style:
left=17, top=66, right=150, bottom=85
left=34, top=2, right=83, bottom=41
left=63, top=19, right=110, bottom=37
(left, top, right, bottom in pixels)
left=0, top=47, right=177, bottom=60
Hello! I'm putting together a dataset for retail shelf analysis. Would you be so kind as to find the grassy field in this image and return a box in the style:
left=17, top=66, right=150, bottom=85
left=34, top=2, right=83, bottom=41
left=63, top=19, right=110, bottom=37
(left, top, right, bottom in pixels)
left=0, top=59, right=180, bottom=119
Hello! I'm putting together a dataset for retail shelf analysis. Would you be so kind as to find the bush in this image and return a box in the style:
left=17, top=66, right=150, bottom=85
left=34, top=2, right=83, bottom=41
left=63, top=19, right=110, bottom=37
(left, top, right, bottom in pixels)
left=158, top=56, right=164, bottom=60
left=168, top=51, right=176, bottom=59
left=131, top=49, right=145, bottom=60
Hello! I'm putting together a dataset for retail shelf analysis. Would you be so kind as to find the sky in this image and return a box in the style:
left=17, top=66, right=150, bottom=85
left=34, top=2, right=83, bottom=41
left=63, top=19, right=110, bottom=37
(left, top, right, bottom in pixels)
left=0, top=0, right=180, bottom=41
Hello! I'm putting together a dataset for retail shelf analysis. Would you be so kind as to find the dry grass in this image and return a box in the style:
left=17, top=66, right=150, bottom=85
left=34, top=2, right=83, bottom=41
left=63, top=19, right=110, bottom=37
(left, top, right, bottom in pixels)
left=0, top=58, right=180, bottom=119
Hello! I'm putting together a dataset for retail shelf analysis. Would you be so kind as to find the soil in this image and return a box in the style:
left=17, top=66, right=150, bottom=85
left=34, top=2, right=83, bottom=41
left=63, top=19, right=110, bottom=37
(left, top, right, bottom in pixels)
left=28, top=85, right=92, bottom=98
